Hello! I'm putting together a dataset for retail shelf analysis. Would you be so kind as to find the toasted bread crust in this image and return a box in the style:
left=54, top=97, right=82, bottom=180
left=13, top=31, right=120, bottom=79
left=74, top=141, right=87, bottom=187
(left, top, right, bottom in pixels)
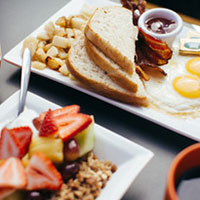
left=85, top=37, right=138, bottom=92
left=85, top=6, right=136, bottom=75
left=66, top=37, right=147, bottom=106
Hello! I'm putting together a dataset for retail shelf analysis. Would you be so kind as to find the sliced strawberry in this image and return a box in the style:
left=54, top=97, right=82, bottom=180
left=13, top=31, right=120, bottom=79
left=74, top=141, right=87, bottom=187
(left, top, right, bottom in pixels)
left=58, top=113, right=92, bottom=141
left=39, top=105, right=80, bottom=121
left=39, top=109, right=58, bottom=137
left=0, top=157, right=27, bottom=189
left=0, top=127, right=33, bottom=159
left=26, top=152, right=63, bottom=190
left=0, top=188, right=15, bottom=199
left=32, top=117, right=42, bottom=130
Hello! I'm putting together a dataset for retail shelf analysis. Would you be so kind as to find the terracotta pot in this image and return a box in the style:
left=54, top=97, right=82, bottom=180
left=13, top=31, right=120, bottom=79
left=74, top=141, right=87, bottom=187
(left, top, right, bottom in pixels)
left=164, top=143, right=200, bottom=200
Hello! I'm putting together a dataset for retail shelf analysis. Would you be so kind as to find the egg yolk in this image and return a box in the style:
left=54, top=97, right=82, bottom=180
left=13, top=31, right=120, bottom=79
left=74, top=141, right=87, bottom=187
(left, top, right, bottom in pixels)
left=186, top=57, right=200, bottom=77
left=173, top=75, right=200, bottom=98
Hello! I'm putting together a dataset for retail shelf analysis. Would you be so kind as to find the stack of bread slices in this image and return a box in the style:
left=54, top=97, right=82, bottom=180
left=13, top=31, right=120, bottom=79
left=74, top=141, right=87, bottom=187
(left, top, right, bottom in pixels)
left=67, top=6, right=148, bottom=105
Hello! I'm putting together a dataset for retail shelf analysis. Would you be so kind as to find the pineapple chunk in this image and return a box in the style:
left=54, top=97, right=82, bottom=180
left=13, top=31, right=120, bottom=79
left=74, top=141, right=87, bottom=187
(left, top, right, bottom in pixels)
left=29, top=137, right=64, bottom=164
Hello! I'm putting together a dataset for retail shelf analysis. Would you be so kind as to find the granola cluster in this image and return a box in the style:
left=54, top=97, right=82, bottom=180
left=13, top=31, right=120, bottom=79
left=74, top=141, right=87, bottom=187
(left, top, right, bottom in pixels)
left=50, top=152, right=117, bottom=200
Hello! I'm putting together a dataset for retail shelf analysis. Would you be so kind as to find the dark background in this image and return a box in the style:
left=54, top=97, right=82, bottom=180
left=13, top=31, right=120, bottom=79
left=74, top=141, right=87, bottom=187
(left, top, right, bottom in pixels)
left=148, top=0, right=200, bottom=19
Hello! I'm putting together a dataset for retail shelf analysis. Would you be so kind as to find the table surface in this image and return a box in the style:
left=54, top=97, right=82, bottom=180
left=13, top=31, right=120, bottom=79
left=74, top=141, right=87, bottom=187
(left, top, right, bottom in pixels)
left=0, top=0, right=198, bottom=199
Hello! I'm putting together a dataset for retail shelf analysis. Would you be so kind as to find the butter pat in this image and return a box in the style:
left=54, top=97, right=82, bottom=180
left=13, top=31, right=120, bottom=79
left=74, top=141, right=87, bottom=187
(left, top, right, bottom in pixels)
left=179, top=38, right=200, bottom=55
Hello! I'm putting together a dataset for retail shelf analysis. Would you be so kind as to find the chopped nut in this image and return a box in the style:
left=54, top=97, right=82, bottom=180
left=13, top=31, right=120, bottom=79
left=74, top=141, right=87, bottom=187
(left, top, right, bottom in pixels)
left=49, top=152, right=117, bottom=200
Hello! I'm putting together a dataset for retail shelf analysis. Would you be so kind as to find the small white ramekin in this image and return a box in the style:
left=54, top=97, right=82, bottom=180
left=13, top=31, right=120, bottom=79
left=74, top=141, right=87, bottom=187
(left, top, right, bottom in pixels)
left=138, top=8, right=183, bottom=47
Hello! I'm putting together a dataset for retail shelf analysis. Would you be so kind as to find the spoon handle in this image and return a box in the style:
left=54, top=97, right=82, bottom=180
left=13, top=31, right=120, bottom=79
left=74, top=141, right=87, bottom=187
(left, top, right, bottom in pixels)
left=18, top=48, right=31, bottom=116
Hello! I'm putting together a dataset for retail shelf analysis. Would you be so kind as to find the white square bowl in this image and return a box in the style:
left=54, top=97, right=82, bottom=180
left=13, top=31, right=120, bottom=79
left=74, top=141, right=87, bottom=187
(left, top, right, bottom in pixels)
left=0, top=91, right=153, bottom=200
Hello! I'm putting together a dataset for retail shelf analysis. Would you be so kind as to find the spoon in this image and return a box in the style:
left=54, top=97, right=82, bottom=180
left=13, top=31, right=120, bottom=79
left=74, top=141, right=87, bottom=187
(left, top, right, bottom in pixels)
left=18, top=48, right=32, bottom=116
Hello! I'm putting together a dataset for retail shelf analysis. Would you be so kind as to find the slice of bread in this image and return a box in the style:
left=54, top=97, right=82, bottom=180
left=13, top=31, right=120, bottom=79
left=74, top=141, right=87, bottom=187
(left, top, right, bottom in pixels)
left=85, top=6, right=138, bottom=75
left=85, top=37, right=141, bottom=92
left=67, top=35, right=147, bottom=105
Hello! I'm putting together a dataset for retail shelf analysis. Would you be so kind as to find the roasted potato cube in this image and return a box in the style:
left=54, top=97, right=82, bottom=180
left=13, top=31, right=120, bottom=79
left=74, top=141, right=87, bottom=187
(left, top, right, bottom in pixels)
left=45, top=56, right=61, bottom=70
left=47, top=46, right=58, bottom=57
left=58, top=48, right=68, bottom=59
left=59, top=63, right=69, bottom=76
left=73, top=29, right=82, bottom=38
left=45, top=21, right=56, bottom=38
left=52, top=35, right=74, bottom=48
left=37, top=32, right=50, bottom=41
left=66, top=16, right=73, bottom=28
left=80, top=3, right=97, bottom=18
left=38, top=41, right=46, bottom=48
left=31, top=61, right=46, bottom=70
left=55, top=27, right=67, bottom=37
left=35, top=47, right=47, bottom=62
left=43, top=43, right=53, bottom=52
left=66, top=28, right=74, bottom=38
left=55, top=16, right=67, bottom=27
left=71, top=16, right=87, bottom=30
left=23, top=37, right=38, bottom=56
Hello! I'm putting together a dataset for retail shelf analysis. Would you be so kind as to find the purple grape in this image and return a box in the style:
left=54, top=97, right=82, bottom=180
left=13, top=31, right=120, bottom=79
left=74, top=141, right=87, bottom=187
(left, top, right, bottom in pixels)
left=64, top=139, right=80, bottom=161
left=26, top=191, right=42, bottom=200
left=62, top=162, right=79, bottom=181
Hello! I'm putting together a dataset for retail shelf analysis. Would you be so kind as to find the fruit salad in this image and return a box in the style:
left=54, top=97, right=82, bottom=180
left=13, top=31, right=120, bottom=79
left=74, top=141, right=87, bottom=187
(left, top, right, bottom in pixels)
left=0, top=105, right=116, bottom=200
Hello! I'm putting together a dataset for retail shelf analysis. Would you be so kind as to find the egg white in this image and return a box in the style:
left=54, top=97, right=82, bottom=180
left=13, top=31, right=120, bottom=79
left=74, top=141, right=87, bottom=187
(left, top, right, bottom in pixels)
left=143, top=27, right=200, bottom=116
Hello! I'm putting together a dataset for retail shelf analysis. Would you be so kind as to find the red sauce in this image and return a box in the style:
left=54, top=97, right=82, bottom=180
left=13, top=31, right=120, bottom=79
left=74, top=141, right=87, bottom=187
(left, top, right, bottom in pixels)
left=145, top=17, right=177, bottom=34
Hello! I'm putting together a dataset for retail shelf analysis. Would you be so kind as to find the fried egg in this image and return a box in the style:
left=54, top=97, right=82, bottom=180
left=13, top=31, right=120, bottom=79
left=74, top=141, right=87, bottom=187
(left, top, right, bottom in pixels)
left=143, top=47, right=200, bottom=116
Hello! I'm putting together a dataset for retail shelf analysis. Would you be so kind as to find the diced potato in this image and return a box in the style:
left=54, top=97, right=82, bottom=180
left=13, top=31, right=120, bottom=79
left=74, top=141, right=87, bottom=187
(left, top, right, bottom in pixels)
left=35, top=47, right=47, bottom=62
left=31, top=61, right=46, bottom=70
left=55, top=16, right=67, bottom=27
left=47, top=46, right=58, bottom=57
left=45, top=21, right=56, bottom=38
left=66, top=28, right=74, bottom=38
left=58, top=48, right=68, bottom=59
left=37, top=41, right=46, bottom=48
left=66, top=16, right=73, bottom=28
left=52, top=35, right=74, bottom=48
left=73, top=29, right=82, bottom=38
left=71, top=16, right=87, bottom=30
left=43, top=43, right=53, bottom=52
left=59, top=63, right=69, bottom=76
left=55, top=27, right=67, bottom=37
left=80, top=3, right=97, bottom=18
left=37, top=32, right=50, bottom=41
left=46, top=56, right=62, bottom=70
left=22, top=36, right=38, bottom=56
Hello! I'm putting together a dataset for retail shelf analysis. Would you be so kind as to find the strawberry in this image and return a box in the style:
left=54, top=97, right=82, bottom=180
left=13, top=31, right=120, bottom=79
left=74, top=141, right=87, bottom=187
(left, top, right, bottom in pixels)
left=26, top=152, right=63, bottom=190
left=32, top=117, right=41, bottom=130
left=0, top=127, right=33, bottom=159
left=39, top=109, right=58, bottom=137
left=33, top=105, right=80, bottom=130
left=0, top=188, right=15, bottom=199
left=58, top=113, right=92, bottom=141
left=0, top=157, right=27, bottom=189
left=39, top=105, right=80, bottom=121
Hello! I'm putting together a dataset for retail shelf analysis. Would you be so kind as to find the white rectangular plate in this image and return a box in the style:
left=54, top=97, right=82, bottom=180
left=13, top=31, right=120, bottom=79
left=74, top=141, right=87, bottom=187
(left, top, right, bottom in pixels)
left=4, top=0, right=200, bottom=142
left=0, top=91, right=153, bottom=200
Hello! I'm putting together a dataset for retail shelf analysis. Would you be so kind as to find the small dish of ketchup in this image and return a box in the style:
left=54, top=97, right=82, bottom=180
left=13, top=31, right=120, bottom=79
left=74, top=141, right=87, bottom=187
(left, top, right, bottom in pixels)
left=138, top=8, right=183, bottom=47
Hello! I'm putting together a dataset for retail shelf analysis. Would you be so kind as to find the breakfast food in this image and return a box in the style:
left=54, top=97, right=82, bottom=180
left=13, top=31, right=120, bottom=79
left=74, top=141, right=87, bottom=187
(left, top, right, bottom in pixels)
left=21, top=0, right=200, bottom=118
left=85, top=32, right=140, bottom=92
left=85, top=6, right=138, bottom=75
left=22, top=3, right=96, bottom=76
left=0, top=105, right=117, bottom=199
left=67, top=35, right=147, bottom=105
